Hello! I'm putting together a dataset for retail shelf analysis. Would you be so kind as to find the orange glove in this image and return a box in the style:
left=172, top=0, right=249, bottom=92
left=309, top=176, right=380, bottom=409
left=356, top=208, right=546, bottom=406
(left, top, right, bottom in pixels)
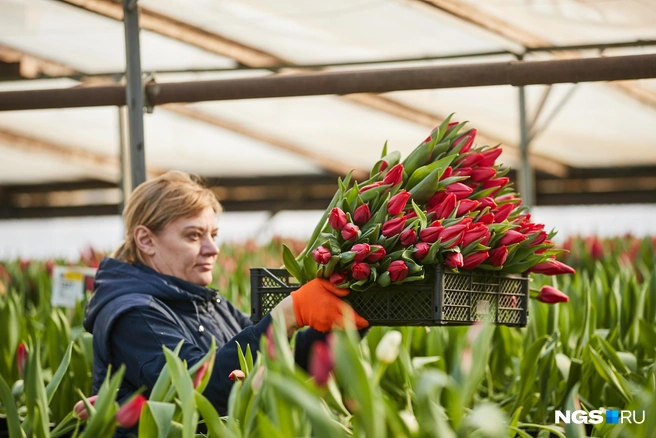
left=290, top=278, right=369, bottom=332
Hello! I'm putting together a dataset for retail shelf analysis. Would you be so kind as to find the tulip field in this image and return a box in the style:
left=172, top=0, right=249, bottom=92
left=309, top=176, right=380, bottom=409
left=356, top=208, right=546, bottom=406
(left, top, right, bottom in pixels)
left=0, top=234, right=655, bottom=437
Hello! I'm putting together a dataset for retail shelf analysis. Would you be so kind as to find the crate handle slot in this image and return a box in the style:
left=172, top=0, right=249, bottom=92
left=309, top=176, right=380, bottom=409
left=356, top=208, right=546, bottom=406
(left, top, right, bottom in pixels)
left=262, top=268, right=290, bottom=288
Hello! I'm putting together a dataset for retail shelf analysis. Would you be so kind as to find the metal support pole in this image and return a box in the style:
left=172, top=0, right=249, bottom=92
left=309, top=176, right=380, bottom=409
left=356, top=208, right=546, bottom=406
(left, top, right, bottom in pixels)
left=123, top=0, right=146, bottom=191
left=518, top=86, right=535, bottom=208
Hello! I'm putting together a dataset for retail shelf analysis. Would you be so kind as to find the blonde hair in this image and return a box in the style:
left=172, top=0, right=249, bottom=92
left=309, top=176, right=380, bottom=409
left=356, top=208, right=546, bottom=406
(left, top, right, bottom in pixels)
left=113, top=171, right=222, bottom=264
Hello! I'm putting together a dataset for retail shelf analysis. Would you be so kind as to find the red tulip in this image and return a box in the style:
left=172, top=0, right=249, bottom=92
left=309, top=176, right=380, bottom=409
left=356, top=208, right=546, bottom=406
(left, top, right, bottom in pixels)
left=45, top=259, right=55, bottom=277
left=341, top=223, right=360, bottom=241
left=461, top=225, right=488, bottom=248
left=193, top=361, right=209, bottom=388
left=266, top=325, right=276, bottom=359
left=454, top=167, right=472, bottom=177
left=115, top=395, right=147, bottom=428
left=445, top=182, right=473, bottom=199
left=537, top=285, right=569, bottom=304
left=454, top=129, right=477, bottom=154
left=462, top=251, right=489, bottom=270
left=470, top=167, right=497, bottom=183
left=428, top=191, right=447, bottom=207
left=351, top=262, right=371, bottom=280
left=483, top=177, right=510, bottom=196
left=445, top=252, right=464, bottom=269
left=478, top=147, right=503, bottom=167
left=359, top=182, right=384, bottom=193
left=382, top=217, right=406, bottom=237
left=419, top=226, right=443, bottom=244
left=456, top=152, right=484, bottom=168
left=383, top=164, right=404, bottom=186
left=400, top=229, right=417, bottom=246
left=329, top=208, right=347, bottom=230
left=493, top=203, right=514, bottom=223
left=367, top=245, right=386, bottom=262
left=432, top=193, right=457, bottom=219
left=309, top=341, right=334, bottom=387
left=351, top=243, right=371, bottom=262
left=388, top=260, right=409, bottom=282
left=456, top=199, right=480, bottom=216
left=528, top=231, right=548, bottom=246
left=228, top=369, right=245, bottom=381
left=440, top=166, right=453, bottom=180
left=329, top=272, right=348, bottom=286
left=16, top=343, right=27, bottom=379
left=476, top=212, right=495, bottom=225
left=379, top=160, right=389, bottom=172
left=353, top=204, right=371, bottom=224
left=529, top=260, right=576, bottom=275
left=488, top=246, right=508, bottom=267
left=388, top=190, right=411, bottom=215
left=478, top=197, right=497, bottom=210
left=414, top=242, right=431, bottom=260
left=19, top=258, right=31, bottom=272
left=437, top=224, right=467, bottom=248
left=588, top=237, right=603, bottom=260
left=496, top=194, right=522, bottom=204
left=312, top=246, right=332, bottom=265
left=499, top=230, right=527, bottom=246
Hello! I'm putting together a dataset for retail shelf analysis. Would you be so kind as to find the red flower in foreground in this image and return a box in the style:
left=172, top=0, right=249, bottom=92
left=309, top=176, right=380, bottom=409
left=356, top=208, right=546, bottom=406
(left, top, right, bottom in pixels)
left=445, top=252, right=464, bottom=269
left=351, top=262, right=371, bottom=281
left=16, top=343, right=27, bottom=379
left=309, top=341, right=334, bottom=387
left=353, top=204, right=371, bottom=224
left=537, top=285, right=569, bottom=304
left=383, top=164, right=404, bottom=186
left=228, top=369, right=245, bottom=381
left=367, top=245, right=386, bottom=262
left=312, top=246, right=332, bottom=264
left=488, top=246, right=508, bottom=267
left=388, top=260, right=409, bottom=282
left=115, top=395, right=147, bottom=428
left=194, top=361, right=209, bottom=388
left=329, top=208, right=347, bottom=230
left=529, top=260, right=576, bottom=275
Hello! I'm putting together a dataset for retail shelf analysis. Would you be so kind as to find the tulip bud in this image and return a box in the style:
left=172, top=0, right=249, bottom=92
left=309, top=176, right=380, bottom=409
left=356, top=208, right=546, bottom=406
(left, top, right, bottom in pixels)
left=341, top=223, right=360, bottom=241
left=329, top=208, right=347, bottom=230
left=359, top=182, right=384, bottom=193
left=477, top=212, right=495, bottom=225
left=19, top=258, right=31, bottom=272
left=351, top=243, right=371, bottom=262
left=115, top=395, right=147, bottom=428
left=461, top=225, right=488, bottom=248
left=456, top=199, right=480, bottom=216
left=488, top=246, right=508, bottom=267
left=351, top=262, right=371, bottom=281
left=455, top=152, right=484, bottom=168
left=432, top=193, right=457, bottom=219
left=528, top=231, right=548, bottom=246
left=383, top=164, right=404, bottom=186
left=437, top=224, right=467, bottom=248
left=470, top=167, right=497, bottom=183
left=499, top=230, right=527, bottom=246
left=266, top=325, right=276, bottom=359
left=228, top=369, right=246, bottom=381
left=445, top=182, right=474, bottom=200
left=329, top=272, right=348, bottom=286
left=440, top=166, right=453, bottom=180
left=454, top=167, right=472, bottom=177
left=462, top=251, right=489, bottom=270
left=353, top=204, right=371, bottom=224
left=414, top=242, right=431, bottom=260
left=309, top=341, right=334, bottom=387
left=387, top=190, right=411, bottom=215
left=400, top=229, right=417, bottom=246
left=483, top=177, right=510, bottom=197
left=454, top=129, right=477, bottom=154
left=193, top=361, right=209, bottom=388
left=478, top=197, right=497, bottom=210
left=537, top=285, right=569, bottom=304
left=428, top=191, right=447, bottom=207
left=529, top=260, right=576, bottom=275
left=382, top=217, right=406, bottom=237
left=419, top=226, right=443, bottom=244
left=16, top=343, right=27, bottom=379
left=388, top=260, right=409, bottom=282
left=478, top=147, right=502, bottom=167
left=375, top=330, right=402, bottom=364
left=493, top=203, right=514, bottom=223
left=445, top=252, right=464, bottom=269
left=367, top=245, right=386, bottom=262
left=312, top=246, right=332, bottom=264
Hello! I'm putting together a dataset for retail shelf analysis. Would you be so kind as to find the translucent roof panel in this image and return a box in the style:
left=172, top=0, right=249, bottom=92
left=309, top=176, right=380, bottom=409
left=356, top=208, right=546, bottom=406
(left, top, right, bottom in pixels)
left=0, top=0, right=236, bottom=73
left=455, top=0, right=656, bottom=45
left=140, top=0, right=512, bottom=64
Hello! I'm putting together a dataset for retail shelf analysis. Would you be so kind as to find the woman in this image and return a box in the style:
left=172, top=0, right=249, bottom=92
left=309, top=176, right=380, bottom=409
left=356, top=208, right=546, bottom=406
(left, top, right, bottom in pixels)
left=82, top=171, right=367, bottom=432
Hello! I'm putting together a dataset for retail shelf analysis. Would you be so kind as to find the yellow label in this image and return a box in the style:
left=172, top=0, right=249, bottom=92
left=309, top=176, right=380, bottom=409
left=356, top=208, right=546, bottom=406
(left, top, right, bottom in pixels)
left=64, top=271, right=84, bottom=281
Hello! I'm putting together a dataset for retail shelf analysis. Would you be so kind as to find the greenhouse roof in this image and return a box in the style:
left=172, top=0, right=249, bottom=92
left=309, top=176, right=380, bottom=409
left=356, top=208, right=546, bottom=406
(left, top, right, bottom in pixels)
left=0, top=0, right=655, bottom=217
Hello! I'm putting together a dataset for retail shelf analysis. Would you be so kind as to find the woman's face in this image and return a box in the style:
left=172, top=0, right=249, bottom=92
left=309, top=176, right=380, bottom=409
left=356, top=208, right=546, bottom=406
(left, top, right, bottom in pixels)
left=147, top=207, right=219, bottom=286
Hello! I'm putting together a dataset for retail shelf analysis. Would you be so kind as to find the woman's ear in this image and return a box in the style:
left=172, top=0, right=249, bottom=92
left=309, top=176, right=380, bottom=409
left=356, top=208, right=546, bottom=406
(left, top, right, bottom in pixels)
left=134, top=225, right=156, bottom=257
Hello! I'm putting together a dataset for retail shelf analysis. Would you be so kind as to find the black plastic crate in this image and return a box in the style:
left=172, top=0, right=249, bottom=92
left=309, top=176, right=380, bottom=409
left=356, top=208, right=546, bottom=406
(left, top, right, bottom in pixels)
left=250, top=266, right=529, bottom=327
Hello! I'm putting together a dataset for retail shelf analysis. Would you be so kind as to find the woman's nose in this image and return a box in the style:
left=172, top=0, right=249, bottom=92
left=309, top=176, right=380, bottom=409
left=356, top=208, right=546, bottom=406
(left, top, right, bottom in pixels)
left=202, top=237, right=219, bottom=256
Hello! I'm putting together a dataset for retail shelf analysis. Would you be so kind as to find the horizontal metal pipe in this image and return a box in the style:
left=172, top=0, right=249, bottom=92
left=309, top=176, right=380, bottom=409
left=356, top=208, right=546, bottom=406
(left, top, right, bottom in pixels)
left=0, top=53, right=654, bottom=111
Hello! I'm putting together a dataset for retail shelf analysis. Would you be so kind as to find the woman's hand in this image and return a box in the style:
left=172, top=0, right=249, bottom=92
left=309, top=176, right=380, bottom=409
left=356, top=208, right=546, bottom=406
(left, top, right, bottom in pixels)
left=288, top=278, right=369, bottom=333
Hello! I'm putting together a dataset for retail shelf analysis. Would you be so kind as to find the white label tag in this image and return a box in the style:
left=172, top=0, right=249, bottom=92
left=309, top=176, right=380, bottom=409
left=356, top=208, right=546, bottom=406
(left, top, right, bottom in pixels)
left=476, top=300, right=490, bottom=315
left=51, top=266, right=97, bottom=308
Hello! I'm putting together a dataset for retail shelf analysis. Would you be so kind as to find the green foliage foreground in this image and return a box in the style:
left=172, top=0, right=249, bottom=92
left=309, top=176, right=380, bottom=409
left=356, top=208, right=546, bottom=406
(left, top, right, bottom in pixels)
left=0, top=235, right=655, bottom=437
